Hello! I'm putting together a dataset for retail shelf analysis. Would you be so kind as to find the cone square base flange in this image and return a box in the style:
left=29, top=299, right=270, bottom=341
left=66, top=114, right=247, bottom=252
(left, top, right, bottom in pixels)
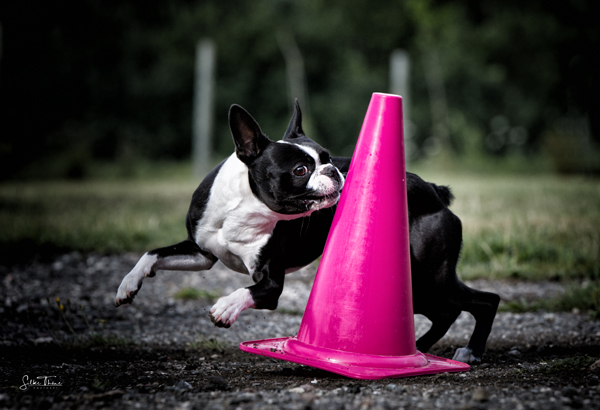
left=240, top=337, right=469, bottom=380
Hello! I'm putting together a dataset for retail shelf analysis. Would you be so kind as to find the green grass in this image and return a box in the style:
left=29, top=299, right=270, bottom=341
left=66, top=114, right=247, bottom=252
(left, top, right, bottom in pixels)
left=0, top=180, right=197, bottom=255
left=414, top=172, right=600, bottom=281
left=552, top=281, right=600, bottom=318
left=188, top=336, right=229, bottom=351
left=538, top=355, right=599, bottom=374
left=1, top=173, right=599, bottom=283
left=173, top=287, right=221, bottom=302
left=499, top=281, right=600, bottom=318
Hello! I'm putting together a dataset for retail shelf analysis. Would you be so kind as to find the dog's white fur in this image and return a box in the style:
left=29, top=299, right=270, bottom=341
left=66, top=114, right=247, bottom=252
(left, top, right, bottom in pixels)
left=209, top=288, right=255, bottom=327
left=194, top=153, right=295, bottom=276
left=453, top=347, right=479, bottom=363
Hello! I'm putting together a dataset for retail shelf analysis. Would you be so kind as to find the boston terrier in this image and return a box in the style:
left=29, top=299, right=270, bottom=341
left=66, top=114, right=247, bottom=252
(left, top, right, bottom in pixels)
left=115, top=100, right=500, bottom=363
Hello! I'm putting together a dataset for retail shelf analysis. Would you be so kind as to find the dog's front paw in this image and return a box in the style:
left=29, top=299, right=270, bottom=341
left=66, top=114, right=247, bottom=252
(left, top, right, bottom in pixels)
left=115, top=272, right=144, bottom=307
left=452, top=347, right=482, bottom=364
left=209, top=288, right=255, bottom=328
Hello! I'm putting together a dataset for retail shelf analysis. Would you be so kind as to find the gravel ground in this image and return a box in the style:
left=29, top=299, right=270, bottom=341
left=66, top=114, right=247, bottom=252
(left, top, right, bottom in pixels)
left=1, top=252, right=600, bottom=409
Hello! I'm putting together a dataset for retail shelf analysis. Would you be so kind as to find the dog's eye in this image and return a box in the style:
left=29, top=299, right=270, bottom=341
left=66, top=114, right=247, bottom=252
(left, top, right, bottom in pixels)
left=293, top=165, right=308, bottom=177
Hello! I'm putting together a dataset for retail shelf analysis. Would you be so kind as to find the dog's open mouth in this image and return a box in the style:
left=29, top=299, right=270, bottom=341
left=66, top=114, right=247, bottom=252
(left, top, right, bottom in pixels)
left=301, top=190, right=341, bottom=211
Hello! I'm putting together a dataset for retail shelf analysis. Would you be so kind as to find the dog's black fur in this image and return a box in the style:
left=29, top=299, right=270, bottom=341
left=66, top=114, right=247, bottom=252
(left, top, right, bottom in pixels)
left=261, top=160, right=501, bottom=361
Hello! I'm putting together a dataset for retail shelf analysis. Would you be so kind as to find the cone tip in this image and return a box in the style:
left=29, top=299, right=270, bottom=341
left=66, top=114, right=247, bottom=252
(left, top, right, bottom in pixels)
left=372, top=92, right=402, bottom=100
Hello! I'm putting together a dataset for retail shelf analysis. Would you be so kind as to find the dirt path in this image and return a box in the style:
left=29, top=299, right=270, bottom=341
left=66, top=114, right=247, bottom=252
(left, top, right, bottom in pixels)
left=2, top=253, right=599, bottom=409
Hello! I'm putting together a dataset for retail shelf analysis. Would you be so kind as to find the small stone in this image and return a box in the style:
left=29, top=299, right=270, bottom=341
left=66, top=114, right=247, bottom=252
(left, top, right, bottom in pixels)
left=562, top=386, right=578, bottom=398
left=347, top=385, right=361, bottom=394
left=301, top=392, right=316, bottom=402
left=173, top=380, right=192, bottom=391
left=289, top=387, right=305, bottom=394
left=472, top=387, right=490, bottom=402
left=206, top=376, right=229, bottom=391
left=32, top=337, right=54, bottom=345
left=590, top=359, right=600, bottom=373
left=508, top=349, right=521, bottom=356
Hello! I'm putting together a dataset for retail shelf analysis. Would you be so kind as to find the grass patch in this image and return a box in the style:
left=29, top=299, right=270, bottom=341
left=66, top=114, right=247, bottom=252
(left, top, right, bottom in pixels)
left=499, top=281, right=600, bottom=318
left=414, top=173, right=600, bottom=282
left=552, top=281, right=600, bottom=319
left=0, top=180, right=197, bottom=256
left=173, top=287, right=220, bottom=302
left=188, top=336, right=228, bottom=351
left=538, top=355, right=599, bottom=374
left=499, top=299, right=550, bottom=314
left=1, top=173, right=599, bottom=282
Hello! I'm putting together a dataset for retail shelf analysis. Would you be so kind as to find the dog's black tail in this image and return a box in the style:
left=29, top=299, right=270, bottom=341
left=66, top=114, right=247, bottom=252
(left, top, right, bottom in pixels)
left=433, top=184, right=454, bottom=207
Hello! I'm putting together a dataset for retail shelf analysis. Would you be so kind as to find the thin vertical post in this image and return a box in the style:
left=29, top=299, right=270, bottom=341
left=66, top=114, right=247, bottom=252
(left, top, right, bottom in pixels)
left=390, top=49, right=412, bottom=164
left=193, top=39, right=216, bottom=177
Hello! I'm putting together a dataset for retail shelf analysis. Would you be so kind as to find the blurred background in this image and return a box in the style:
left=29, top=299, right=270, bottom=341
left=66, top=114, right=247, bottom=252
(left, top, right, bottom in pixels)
left=1, top=0, right=599, bottom=179
left=0, top=0, right=599, bottom=319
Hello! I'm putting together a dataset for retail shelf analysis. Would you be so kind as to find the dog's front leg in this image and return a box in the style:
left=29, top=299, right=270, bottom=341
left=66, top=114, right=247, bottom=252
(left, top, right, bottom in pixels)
left=209, top=258, right=284, bottom=328
left=115, top=239, right=217, bottom=306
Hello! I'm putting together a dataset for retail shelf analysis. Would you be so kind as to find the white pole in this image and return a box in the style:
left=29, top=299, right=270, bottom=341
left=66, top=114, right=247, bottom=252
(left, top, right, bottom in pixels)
left=390, top=49, right=412, bottom=164
left=193, top=39, right=216, bottom=177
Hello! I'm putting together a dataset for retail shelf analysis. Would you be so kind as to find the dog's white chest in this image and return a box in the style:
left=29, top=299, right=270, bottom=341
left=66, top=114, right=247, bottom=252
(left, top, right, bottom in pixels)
left=193, top=155, right=280, bottom=275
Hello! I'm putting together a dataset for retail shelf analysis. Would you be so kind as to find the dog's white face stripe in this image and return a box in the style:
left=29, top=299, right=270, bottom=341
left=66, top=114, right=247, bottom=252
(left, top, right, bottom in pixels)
left=277, top=140, right=343, bottom=192
left=276, top=140, right=318, bottom=159
left=292, top=143, right=322, bottom=167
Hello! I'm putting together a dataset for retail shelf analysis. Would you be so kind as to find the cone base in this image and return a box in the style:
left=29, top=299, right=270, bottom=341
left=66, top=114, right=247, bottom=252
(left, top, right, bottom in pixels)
left=240, top=337, right=469, bottom=380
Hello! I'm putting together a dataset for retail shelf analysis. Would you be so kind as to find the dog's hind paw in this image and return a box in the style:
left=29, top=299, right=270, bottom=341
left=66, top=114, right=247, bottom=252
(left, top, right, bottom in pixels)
left=453, top=347, right=481, bottom=364
left=209, top=288, right=255, bottom=328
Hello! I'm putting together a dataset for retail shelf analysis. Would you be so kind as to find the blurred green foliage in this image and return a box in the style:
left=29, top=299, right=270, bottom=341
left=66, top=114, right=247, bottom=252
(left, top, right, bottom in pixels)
left=1, top=0, right=598, bottom=179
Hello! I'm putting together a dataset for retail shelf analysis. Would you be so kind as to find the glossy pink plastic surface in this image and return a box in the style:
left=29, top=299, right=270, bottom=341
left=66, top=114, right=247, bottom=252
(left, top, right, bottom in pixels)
left=239, top=93, right=469, bottom=379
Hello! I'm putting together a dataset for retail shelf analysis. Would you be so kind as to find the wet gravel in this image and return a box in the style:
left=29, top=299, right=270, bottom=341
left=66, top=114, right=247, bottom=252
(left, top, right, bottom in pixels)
left=2, top=252, right=600, bottom=409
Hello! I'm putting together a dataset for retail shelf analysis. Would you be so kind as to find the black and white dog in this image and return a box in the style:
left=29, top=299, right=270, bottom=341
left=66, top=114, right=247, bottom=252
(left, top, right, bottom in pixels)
left=115, top=100, right=500, bottom=363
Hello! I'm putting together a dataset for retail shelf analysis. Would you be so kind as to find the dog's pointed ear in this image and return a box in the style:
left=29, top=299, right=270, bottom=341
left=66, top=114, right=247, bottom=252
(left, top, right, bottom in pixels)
left=229, top=104, right=270, bottom=163
left=283, top=99, right=304, bottom=140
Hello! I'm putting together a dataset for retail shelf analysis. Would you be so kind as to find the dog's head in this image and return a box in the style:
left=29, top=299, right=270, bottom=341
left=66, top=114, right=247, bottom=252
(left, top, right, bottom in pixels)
left=229, top=100, right=344, bottom=216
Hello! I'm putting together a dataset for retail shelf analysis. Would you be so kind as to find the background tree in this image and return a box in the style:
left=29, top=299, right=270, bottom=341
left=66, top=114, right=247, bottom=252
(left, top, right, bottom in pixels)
left=1, top=0, right=597, bottom=179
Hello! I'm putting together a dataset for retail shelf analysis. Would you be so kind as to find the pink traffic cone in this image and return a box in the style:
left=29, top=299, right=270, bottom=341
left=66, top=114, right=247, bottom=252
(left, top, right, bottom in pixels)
left=240, top=93, right=469, bottom=379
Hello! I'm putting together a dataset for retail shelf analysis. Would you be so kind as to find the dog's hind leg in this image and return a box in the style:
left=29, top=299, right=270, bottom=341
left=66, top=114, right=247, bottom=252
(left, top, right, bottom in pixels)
left=452, top=285, right=501, bottom=363
left=416, top=307, right=462, bottom=354
left=115, top=239, right=217, bottom=306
